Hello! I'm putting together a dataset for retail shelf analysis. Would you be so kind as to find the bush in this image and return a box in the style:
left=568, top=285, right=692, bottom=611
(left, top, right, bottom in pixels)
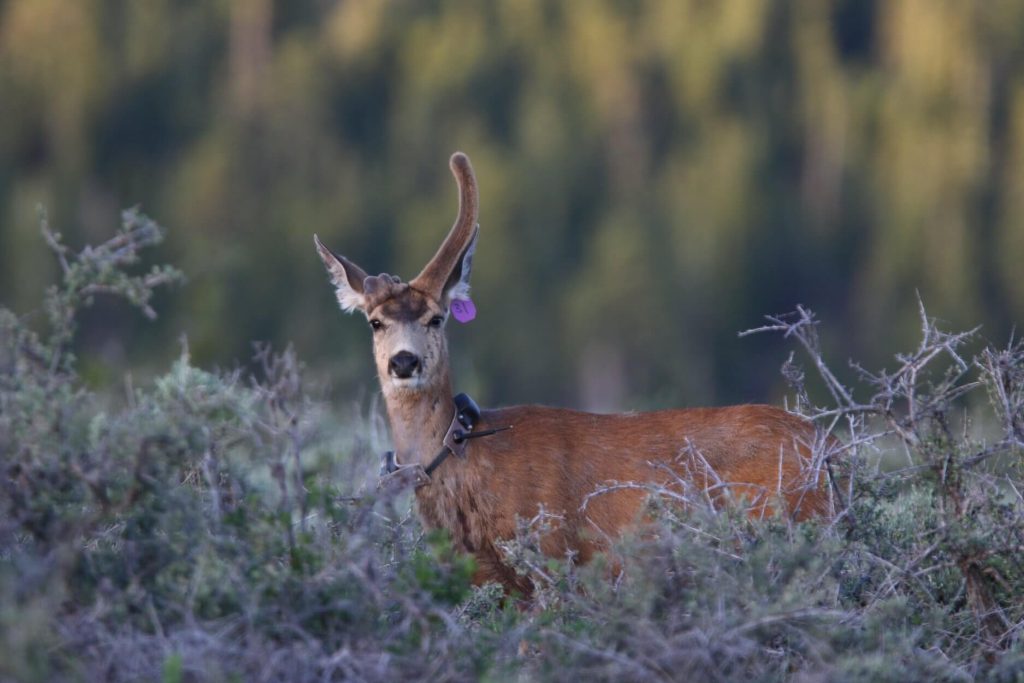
left=0, top=212, right=493, bottom=682
left=2, top=212, right=1023, bottom=681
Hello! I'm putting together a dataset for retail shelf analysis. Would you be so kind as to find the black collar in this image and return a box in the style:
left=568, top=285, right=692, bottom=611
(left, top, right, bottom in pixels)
left=380, top=392, right=512, bottom=483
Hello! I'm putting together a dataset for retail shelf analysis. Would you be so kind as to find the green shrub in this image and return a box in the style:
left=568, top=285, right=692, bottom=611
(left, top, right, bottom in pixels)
left=0, top=211, right=493, bottom=681
left=2, top=213, right=1022, bottom=681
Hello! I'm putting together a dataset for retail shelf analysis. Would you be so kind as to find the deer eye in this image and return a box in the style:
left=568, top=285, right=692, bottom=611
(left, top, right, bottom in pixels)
left=427, top=315, right=444, bottom=329
left=369, top=319, right=384, bottom=332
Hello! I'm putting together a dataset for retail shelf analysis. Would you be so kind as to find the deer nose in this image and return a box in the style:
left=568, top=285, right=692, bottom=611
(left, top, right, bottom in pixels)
left=389, top=351, right=421, bottom=378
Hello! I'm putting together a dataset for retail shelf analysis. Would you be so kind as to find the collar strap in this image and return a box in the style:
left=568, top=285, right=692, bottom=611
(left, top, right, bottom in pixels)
left=379, top=392, right=512, bottom=482
left=423, top=424, right=513, bottom=476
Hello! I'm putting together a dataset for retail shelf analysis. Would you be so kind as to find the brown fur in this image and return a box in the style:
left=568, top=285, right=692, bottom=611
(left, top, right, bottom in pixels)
left=316, top=152, right=833, bottom=596
left=416, top=404, right=830, bottom=592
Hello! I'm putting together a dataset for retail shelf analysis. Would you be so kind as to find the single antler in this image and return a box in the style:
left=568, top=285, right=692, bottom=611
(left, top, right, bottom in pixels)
left=411, top=152, right=479, bottom=300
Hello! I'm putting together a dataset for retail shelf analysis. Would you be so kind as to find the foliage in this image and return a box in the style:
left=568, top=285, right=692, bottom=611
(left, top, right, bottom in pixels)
left=0, top=215, right=492, bottom=681
left=2, top=0, right=1023, bottom=408
left=500, top=305, right=1024, bottom=681
left=3, top=216, right=1024, bottom=682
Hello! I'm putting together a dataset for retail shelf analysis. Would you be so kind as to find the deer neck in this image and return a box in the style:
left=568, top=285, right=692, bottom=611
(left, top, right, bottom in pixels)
left=382, top=372, right=455, bottom=468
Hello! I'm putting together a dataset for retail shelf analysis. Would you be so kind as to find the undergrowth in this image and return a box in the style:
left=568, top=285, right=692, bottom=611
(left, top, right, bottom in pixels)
left=1, top=213, right=1022, bottom=682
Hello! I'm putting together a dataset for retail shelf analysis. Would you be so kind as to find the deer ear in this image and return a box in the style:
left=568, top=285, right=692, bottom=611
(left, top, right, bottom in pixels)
left=442, top=224, right=478, bottom=304
left=314, top=234, right=369, bottom=313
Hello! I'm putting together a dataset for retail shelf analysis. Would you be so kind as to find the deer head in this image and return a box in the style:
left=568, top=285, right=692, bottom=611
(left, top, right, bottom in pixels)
left=315, top=152, right=479, bottom=396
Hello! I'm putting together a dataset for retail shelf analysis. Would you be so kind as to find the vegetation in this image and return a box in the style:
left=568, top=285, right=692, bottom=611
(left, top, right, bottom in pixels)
left=3, top=214, right=1023, bottom=682
left=2, top=0, right=1024, bottom=408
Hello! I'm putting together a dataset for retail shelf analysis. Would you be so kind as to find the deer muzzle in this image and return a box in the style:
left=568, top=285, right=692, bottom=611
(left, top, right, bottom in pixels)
left=388, top=351, right=421, bottom=379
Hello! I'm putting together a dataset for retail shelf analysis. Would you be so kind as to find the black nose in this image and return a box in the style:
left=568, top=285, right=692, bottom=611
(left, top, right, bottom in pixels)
left=389, top=351, right=421, bottom=379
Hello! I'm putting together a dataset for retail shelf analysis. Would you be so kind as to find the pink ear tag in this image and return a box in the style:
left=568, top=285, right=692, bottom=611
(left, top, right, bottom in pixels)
left=450, top=297, right=477, bottom=323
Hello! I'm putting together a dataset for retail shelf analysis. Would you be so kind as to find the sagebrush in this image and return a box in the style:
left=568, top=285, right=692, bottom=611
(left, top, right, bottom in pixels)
left=1, top=213, right=1022, bottom=682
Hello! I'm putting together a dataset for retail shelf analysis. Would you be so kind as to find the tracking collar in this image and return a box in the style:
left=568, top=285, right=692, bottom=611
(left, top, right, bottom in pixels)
left=380, top=393, right=512, bottom=485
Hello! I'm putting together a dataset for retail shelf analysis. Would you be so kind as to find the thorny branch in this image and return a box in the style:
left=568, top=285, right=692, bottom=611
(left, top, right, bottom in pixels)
left=743, top=302, right=1024, bottom=650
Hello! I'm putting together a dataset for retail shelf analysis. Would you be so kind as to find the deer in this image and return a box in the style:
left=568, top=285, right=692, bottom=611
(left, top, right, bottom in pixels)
left=315, top=152, right=833, bottom=596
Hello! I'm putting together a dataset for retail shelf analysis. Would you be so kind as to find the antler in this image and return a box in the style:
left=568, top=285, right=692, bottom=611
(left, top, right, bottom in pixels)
left=411, top=152, right=479, bottom=300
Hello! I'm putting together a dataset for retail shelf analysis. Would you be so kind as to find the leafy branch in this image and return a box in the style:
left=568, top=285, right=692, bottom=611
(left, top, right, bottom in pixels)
left=39, top=207, right=183, bottom=374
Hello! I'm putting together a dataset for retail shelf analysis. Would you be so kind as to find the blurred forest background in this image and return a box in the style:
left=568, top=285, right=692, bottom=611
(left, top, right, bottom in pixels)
left=1, top=0, right=1023, bottom=411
